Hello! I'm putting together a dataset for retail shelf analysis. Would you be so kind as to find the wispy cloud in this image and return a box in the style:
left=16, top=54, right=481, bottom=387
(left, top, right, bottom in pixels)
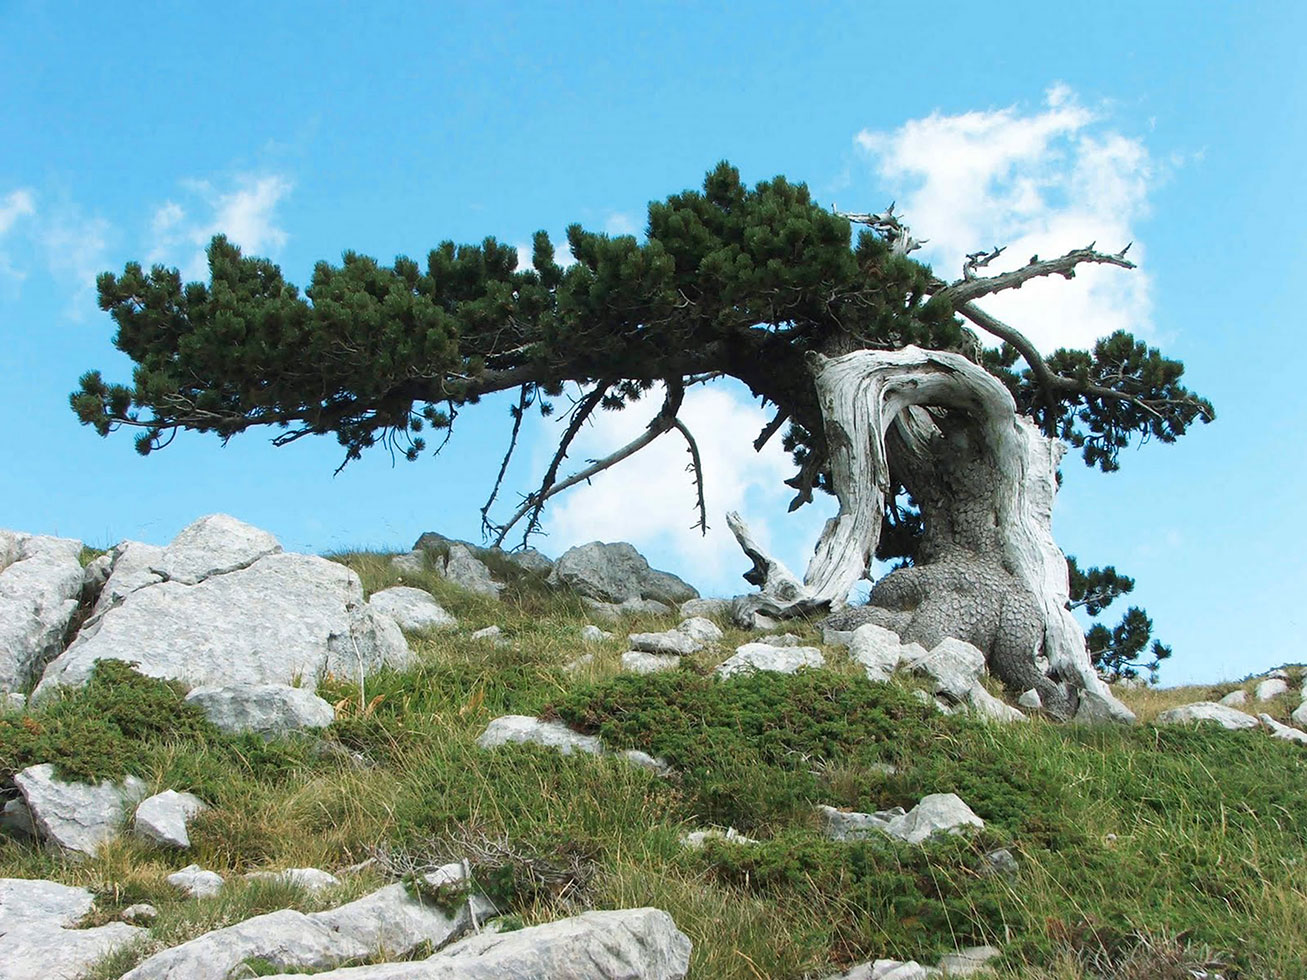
left=856, top=85, right=1160, bottom=352
left=148, top=174, right=293, bottom=281
left=0, top=188, right=37, bottom=284
left=39, top=207, right=112, bottom=319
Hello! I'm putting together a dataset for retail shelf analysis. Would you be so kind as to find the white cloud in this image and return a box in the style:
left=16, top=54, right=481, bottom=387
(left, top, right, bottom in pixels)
left=40, top=208, right=112, bottom=318
left=537, top=381, right=836, bottom=595
left=514, top=238, right=575, bottom=273
left=856, top=86, right=1158, bottom=352
left=0, top=189, right=36, bottom=237
left=148, top=174, right=293, bottom=281
left=603, top=211, right=638, bottom=236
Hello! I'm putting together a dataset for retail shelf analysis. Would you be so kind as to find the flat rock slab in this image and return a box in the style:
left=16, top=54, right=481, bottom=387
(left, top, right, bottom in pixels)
left=549, top=541, right=698, bottom=605
left=308, top=880, right=473, bottom=960
left=254, top=907, right=692, bottom=980
left=15, top=763, right=147, bottom=855
left=477, top=715, right=603, bottom=756
left=1260, top=713, right=1307, bottom=745
left=0, top=877, right=95, bottom=931
left=0, top=531, right=84, bottom=693
left=120, top=907, right=371, bottom=980
left=716, top=643, right=824, bottom=678
left=150, top=513, right=282, bottom=585
left=37, top=515, right=412, bottom=696
left=1, top=920, right=145, bottom=980
left=621, top=651, right=681, bottom=674
left=247, top=867, right=341, bottom=893
left=368, top=587, right=457, bottom=631
left=186, top=683, right=336, bottom=737
left=167, top=864, right=224, bottom=898
left=1155, top=702, right=1260, bottom=730
left=134, top=789, right=208, bottom=848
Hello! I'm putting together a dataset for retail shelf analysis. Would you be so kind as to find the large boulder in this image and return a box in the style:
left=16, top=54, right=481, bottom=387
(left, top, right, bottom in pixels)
left=368, top=587, right=457, bottom=631
left=439, top=545, right=502, bottom=598
left=0, top=531, right=84, bottom=693
left=715, top=643, right=824, bottom=678
left=548, top=542, right=698, bottom=605
left=1154, top=702, right=1260, bottom=730
left=14, top=763, right=148, bottom=855
left=256, top=907, right=692, bottom=980
left=0, top=877, right=144, bottom=980
left=35, top=515, right=412, bottom=697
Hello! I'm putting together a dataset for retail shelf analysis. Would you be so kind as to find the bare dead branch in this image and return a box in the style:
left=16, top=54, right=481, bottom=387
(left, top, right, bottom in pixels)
left=753, top=409, right=789, bottom=452
left=480, top=384, right=531, bottom=538
left=939, top=245, right=1136, bottom=306
left=834, top=203, right=926, bottom=255
left=670, top=418, right=709, bottom=534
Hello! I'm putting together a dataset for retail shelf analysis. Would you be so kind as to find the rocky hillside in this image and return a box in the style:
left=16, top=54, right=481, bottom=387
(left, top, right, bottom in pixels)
left=1, top=516, right=1305, bottom=979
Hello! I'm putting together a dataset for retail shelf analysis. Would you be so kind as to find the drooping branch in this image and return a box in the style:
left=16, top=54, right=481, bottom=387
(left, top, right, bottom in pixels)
left=480, top=384, right=532, bottom=537
left=670, top=418, right=709, bottom=534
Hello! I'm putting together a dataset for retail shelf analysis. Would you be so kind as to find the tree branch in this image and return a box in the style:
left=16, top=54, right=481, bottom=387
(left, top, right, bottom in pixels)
left=753, top=409, right=789, bottom=452
left=480, top=384, right=531, bottom=538
left=937, top=244, right=1135, bottom=306
left=671, top=418, right=709, bottom=534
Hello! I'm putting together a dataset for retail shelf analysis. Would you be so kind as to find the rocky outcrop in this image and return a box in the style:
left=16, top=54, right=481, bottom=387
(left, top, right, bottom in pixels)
left=0, top=531, right=84, bottom=693
left=36, top=515, right=412, bottom=697
left=440, top=545, right=502, bottom=598
left=548, top=542, right=698, bottom=605
left=185, top=683, right=336, bottom=737
left=368, top=586, right=457, bottom=631
left=14, top=763, right=147, bottom=855
left=0, top=876, right=144, bottom=980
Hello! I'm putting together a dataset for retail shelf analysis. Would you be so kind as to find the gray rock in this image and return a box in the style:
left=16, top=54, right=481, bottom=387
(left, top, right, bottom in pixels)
left=1074, top=688, right=1137, bottom=725
left=149, top=513, right=282, bottom=585
left=1, top=920, right=144, bottom=980
left=579, top=625, right=611, bottom=643
left=439, top=545, right=502, bottom=598
left=81, top=540, right=166, bottom=636
left=1017, top=688, right=1042, bottom=710
left=965, top=683, right=1027, bottom=723
left=936, top=945, right=1002, bottom=976
left=848, top=623, right=903, bottom=682
left=1293, top=700, right=1307, bottom=728
left=677, top=616, right=723, bottom=644
left=1263, top=668, right=1291, bottom=680
left=715, top=643, right=824, bottom=678
left=679, top=597, right=733, bottom=620
left=503, top=548, right=554, bottom=574
left=14, top=763, right=147, bottom=855
left=121, top=902, right=158, bottom=923
left=308, top=880, right=475, bottom=960
left=549, top=541, right=698, bottom=605
left=82, top=552, right=113, bottom=597
left=1218, top=689, right=1248, bottom=707
left=1255, top=678, right=1290, bottom=701
left=120, top=907, right=372, bottom=980
left=166, top=864, right=224, bottom=898
left=978, top=848, right=1019, bottom=877
left=369, top=586, right=457, bottom=631
left=759, top=632, right=802, bottom=647
left=679, top=827, right=759, bottom=849
left=1, top=798, right=35, bottom=838
left=883, top=793, right=984, bottom=845
left=903, top=637, right=987, bottom=701
left=134, top=790, right=208, bottom=848
left=477, top=716, right=603, bottom=757
left=818, top=804, right=900, bottom=842
left=821, top=626, right=856, bottom=648
left=0, top=876, right=95, bottom=930
left=185, top=684, right=335, bottom=737
left=390, top=551, right=427, bottom=576
left=628, top=630, right=698, bottom=656
left=1, top=692, right=24, bottom=712
left=823, top=960, right=930, bottom=980
left=0, top=531, right=84, bottom=693
left=1259, top=713, right=1307, bottom=745
left=470, top=625, right=508, bottom=645
left=38, top=520, right=412, bottom=697
left=1155, top=702, right=1260, bottom=730
left=621, top=651, right=681, bottom=674
left=583, top=596, right=673, bottom=622
left=622, top=749, right=672, bottom=774
left=247, top=867, right=341, bottom=893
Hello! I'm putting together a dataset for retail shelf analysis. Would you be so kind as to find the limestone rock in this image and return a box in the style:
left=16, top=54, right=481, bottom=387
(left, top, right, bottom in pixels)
left=579, top=624, right=611, bottom=643
left=1017, top=688, right=1042, bottom=710
left=308, top=880, right=475, bottom=960
left=166, top=864, right=224, bottom=898
left=1259, top=713, right=1307, bottom=745
left=1293, top=700, right=1307, bottom=728
left=583, top=596, right=672, bottom=622
left=1, top=798, right=35, bottom=838
left=14, top=763, right=147, bottom=855
left=503, top=548, right=554, bottom=574
left=903, top=638, right=986, bottom=701
left=848, top=623, right=903, bottom=682
left=818, top=804, right=901, bottom=842
left=390, top=551, right=427, bottom=576
left=0, top=531, right=84, bottom=693
left=120, top=907, right=372, bottom=980
left=185, top=684, right=335, bottom=737
left=369, top=586, right=456, bottom=631
left=149, top=513, right=282, bottom=585
left=1074, top=688, right=1137, bottom=725
left=679, top=827, right=759, bottom=849
left=936, top=946, right=1002, bottom=976
left=439, top=544, right=502, bottom=598
left=677, top=616, right=723, bottom=645
left=1255, top=678, right=1290, bottom=701
left=1, top=692, right=24, bottom=712
left=621, top=651, right=681, bottom=674
left=1218, top=689, right=1248, bottom=706
left=622, top=749, right=672, bottom=774
left=549, top=541, right=698, bottom=605
left=121, top=902, right=158, bottom=923
left=823, top=960, right=930, bottom=979
left=965, top=683, right=1027, bottom=723
left=477, top=716, right=603, bottom=757
left=0, top=876, right=95, bottom=930
left=715, top=643, right=824, bottom=678
left=759, top=632, right=802, bottom=647
left=628, top=629, right=698, bottom=656
left=679, top=597, right=733, bottom=620
left=134, top=790, right=208, bottom=848
left=978, top=848, right=1019, bottom=877
left=885, top=793, right=985, bottom=844
left=247, top=867, right=341, bottom=893
left=38, top=518, right=412, bottom=696
left=1, top=919, right=144, bottom=980
left=1155, top=702, right=1260, bottom=730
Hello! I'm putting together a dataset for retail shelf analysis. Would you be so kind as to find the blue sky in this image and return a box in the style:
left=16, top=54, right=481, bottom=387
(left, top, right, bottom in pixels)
left=2, top=1, right=1303, bottom=683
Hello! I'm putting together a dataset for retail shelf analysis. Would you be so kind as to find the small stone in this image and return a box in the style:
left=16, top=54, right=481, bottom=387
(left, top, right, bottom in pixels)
left=628, top=630, right=698, bottom=656
left=1255, top=678, right=1290, bottom=701
left=389, top=551, right=426, bottom=576
left=471, top=625, right=502, bottom=641
left=477, top=715, right=603, bottom=757
left=715, top=643, right=824, bottom=678
left=186, top=684, right=335, bottom=737
left=440, top=544, right=503, bottom=598
left=965, top=683, right=1027, bottom=723
left=246, top=867, right=341, bottom=893
left=622, top=749, right=671, bottom=774
left=883, top=793, right=984, bottom=844
left=621, top=650, right=681, bottom=674
left=167, top=864, right=224, bottom=898
left=903, top=638, right=986, bottom=701
left=121, top=902, right=158, bottom=923
left=134, top=789, right=208, bottom=849
left=936, top=945, right=1002, bottom=976
left=1074, top=688, right=1137, bottom=725
left=848, top=623, right=903, bottom=682
left=676, top=616, right=723, bottom=645
left=759, top=632, right=802, bottom=647
left=579, top=625, right=611, bottom=643
left=1017, top=688, right=1042, bottom=710
left=368, top=586, right=456, bottom=631
left=2, top=797, right=36, bottom=838
left=818, top=804, right=900, bottom=842
left=2, top=692, right=26, bottom=712
left=679, top=827, right=759, bottom=848
left=1260, top=713, right=1307, bottom=745
left=1155, top=702, right=1259, bottom=730
left=582, top=596, right=672, bottom=622
left=978, top=848, right=1019, bottom=877
left=1218, top=689, right=1247, bottom=706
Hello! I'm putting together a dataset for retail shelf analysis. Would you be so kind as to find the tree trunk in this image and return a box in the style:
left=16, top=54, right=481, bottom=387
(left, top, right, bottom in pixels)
left=730, top=346, right=1133, bottom=723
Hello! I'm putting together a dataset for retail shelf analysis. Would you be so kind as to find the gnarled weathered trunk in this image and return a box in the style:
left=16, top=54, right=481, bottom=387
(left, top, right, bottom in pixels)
left=730, top=346, right=1133, bottom=723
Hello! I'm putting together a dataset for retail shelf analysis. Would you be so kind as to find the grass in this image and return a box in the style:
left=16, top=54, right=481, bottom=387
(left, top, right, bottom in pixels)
left=2, top=548, right=1306, bottom=979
